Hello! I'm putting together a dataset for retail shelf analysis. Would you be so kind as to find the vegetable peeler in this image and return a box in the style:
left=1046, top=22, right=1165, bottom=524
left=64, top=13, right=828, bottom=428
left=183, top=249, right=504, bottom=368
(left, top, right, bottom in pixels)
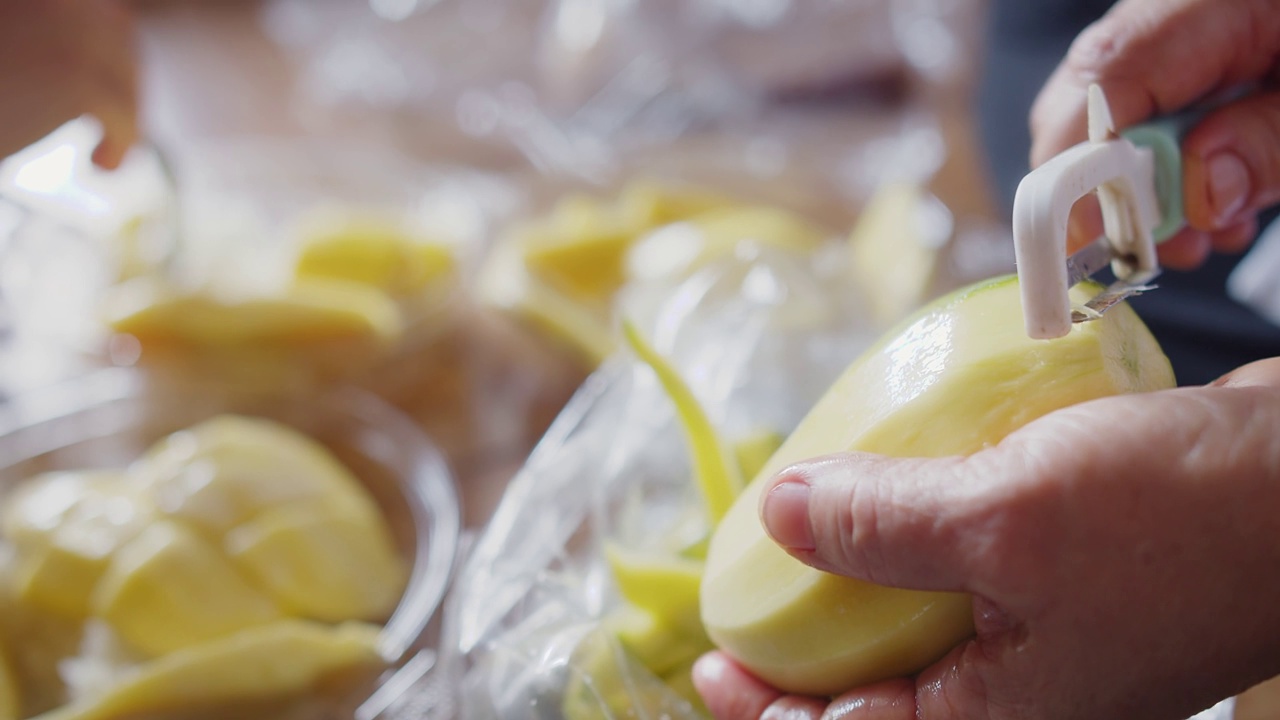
left=1013, top=83, right=1203, bottom=339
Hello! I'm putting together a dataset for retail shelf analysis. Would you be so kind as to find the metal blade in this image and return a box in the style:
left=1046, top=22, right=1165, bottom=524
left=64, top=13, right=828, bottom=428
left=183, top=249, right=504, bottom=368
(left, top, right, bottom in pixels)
left=1065, top=236, right=1116, bottom=287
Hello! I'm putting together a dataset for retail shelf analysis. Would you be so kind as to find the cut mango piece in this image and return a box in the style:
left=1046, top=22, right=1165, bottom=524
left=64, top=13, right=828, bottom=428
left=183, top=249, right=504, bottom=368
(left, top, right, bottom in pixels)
left=92, top=521, right=281, bottom=657
left=604, top=545, right=703, bottom=631
left=701, top=276, right=1176, bottom=696
left=3, top=472, right=152, bottom=619
left=626, top=206, right=826, bottom=282
left=224, top=504, right=406, bottom=623
left=560, top=627, right=704, bottom=720
left=293, top=211, right=455, bottom=295
left=136, top=415, right=382, bottom=535
left=33, top=621, right=383, bottom=720
left=0, top=642, right=18, bottom=720
left=604, top=607, right=712, bottom=679
left=104, top=276, right=403, bottom=348
left=848, top=183, right=940, bottom=326
left=617, top=180, right=735, bottom=228
left=622, top=322, right=744, bottom=524
left=517, top=196, right=639, bottom=302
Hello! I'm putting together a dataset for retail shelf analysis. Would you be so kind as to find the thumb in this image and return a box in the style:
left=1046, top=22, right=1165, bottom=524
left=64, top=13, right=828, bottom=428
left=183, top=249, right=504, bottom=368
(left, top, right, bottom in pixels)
left=1183, top=91, right=1280, bottom=232
left=759, top=452, right=991, bottom=592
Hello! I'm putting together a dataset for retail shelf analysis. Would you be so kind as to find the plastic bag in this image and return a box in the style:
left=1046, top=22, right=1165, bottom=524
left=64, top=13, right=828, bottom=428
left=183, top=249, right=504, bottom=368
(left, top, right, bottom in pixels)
left=408, top=241, right=876, bottom=718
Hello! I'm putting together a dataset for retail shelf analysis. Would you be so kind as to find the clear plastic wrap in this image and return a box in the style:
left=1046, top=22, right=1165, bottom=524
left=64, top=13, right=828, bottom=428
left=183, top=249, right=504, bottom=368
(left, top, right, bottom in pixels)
left=399, top=243, right=878, bottom=718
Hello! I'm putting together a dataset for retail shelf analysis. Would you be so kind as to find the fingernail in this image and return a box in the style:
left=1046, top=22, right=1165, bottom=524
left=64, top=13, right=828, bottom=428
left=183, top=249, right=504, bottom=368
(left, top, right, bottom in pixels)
left=762, top=479, right=814, bottom=551
left=1207, top=152, right=1250, bottom=225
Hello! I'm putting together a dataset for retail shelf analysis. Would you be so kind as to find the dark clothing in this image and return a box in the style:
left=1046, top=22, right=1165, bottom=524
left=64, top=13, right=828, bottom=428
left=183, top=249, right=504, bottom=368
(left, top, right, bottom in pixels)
left=976, top=0, right=1280, bottom=385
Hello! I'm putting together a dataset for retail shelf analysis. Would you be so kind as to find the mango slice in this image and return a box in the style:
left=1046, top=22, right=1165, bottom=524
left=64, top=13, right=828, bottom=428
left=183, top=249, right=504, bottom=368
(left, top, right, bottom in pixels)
left=603, top=607, right=713, bottom=679
left=617, top=180, right=735, bottom=229
left=0, top=641, right=18, bottom=720
left=701, top=276, right=1176, bottom=696
left=3, top=473, right=151, bottom=619
left=92, top=521, right=281, bottom=657
left=626, top=207, right=826, bottom=282
left=136, top=415, right=381, bottom=536
left=848, top=183, right=941, bottom=326
left=224, top=504, right=405, bottom=623
left=604, top=545, right=704, bottom=632
left=104, top=276, right=403, bottom=348
left=292, top=212, right=455, bottom=296
left=33, top=621, right=383, bottom=720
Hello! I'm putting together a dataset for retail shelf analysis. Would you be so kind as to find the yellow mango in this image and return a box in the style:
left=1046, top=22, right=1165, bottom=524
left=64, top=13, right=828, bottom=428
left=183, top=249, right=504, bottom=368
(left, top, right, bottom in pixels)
left=104, top=276, right=403, bottom=348
left=3, top=472, right=151, bottom=619
left=135, top=415, right=382, bottom=535
left=292, top=211, right=455, bottom=295
left=848, top=183, right=940, bottom=326
left=604, top=607, right=713, bottom=679
left=617, top=180, right=735, bottom=228
left=0, top=640, right=18, bottom=720
left=32, top=621, right=383, bottom=720
left=701, top=276, right=1175, bottom=696
left=604, top=545, right=703, bottom=631
left=626, top=206, right=827, bottom=282
left=92, top=521, right=281, bottom=657
left=224, top=504, right=406, bottom=623
left=517, top=195, right=640, bottom=302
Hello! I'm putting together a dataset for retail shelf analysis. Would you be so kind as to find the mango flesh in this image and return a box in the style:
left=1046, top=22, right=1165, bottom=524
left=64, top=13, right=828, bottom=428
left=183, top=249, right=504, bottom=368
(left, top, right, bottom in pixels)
left=33, top=621, right=382, bottom=720
left=224, top=504, right=405, bottom=622
left=104, top=276, right=403, bottom=348
left=92, top=521, right=282, bottom=657
left=700, top=276, right=1176, bottom=696
left=2, top=473, right=152, bottom=619
left=0, top=640, right=18, bottom=720
left=291, top=212, right=455, bottom=296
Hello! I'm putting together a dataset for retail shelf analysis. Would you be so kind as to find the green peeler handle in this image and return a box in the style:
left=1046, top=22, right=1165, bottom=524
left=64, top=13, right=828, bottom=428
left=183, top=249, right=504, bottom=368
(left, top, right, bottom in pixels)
left=1121, top=90, right=1248, bottom=243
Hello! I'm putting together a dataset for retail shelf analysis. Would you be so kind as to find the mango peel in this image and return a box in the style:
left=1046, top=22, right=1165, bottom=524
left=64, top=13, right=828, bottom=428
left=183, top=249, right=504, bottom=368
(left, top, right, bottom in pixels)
left=700, top=276, right=1176, bottom=696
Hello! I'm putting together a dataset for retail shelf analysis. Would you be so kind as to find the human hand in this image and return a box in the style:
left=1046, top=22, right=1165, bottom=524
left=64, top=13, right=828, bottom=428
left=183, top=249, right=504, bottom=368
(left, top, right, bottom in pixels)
left=1029, top=0, right=1280, bottom=269
left=692, top=357, right=1280, bottom=720
left=0, top=0, right=138, bottom=169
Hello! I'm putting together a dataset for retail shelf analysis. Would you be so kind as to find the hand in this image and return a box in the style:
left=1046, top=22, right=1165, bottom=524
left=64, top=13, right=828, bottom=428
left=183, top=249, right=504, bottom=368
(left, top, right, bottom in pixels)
left=693, top=358, right=1280, bottom=720
left=1029, top=0, right=1280, bottom=269
left=0, top=0, right=138, bottom=169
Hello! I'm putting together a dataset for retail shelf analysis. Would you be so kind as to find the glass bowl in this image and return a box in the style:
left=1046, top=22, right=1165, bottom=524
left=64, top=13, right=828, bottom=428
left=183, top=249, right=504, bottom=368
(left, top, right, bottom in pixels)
left=0, top=368, right=461, bottom=718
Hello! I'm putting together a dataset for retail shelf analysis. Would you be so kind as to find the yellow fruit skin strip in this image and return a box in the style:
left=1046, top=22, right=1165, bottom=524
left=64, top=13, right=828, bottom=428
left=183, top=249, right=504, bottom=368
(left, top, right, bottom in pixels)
left=621, top=321, right=744, bottom=524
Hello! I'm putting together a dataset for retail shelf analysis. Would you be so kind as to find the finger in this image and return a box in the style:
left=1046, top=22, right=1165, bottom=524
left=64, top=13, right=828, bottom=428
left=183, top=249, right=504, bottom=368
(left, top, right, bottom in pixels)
left=1210, top=217, right=1258, bottom=255
left=1030, top=0, right=1280, bottom=167
left=1211, top=357, right=1280, bottom=389
left=1066, top=194, right=1104, bottom=255
left=762, top=696, right=827, bottom=720
left=1183, top=91, right=1280, bottom=231
left=822, top=678, right=915, bottom=720
left=758, top=453, right=984, bottom=592
left=1156, top=227, right=1212, bottom=269
left=88, top=1, right=139, bottom=169
left=693, top=653, right=783, bottom=720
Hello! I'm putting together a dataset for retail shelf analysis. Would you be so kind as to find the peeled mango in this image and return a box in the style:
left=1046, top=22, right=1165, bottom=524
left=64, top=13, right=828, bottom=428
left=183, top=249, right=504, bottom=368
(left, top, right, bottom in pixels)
left=34, top=620, right=382, bottom=720
left=700, top=275, right=1176, bottom=696
left=0, top=638, right=18, bottom=720
left=291, top=211, right=455, bottom=296
left=0, top=416, right=406, bottom=717
left=104, top=276, right=403, bottom=349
